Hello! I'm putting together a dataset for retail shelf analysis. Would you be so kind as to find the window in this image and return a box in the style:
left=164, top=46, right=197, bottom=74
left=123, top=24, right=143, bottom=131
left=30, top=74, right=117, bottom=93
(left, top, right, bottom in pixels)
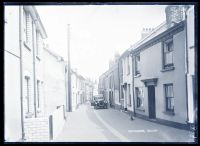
left=37, top=80, right=40, bottom=108
left=25, top=76, right=30, bottom=114
left=135, top=54, right=140, bottom=75
left=164, top=84, right=174, bottom=113
left=128, top=84, right=131, bottom=106
left=120, top=85, right=124, bottom=100
left=163, top=39, right=174, bottom=69
left=136, top=87, right=144, bottom=108
left=127, top=56, right=130, bottom=75
left=24, top=9, right=31, bottom=45
left=122, top=59, right=126, bottom=75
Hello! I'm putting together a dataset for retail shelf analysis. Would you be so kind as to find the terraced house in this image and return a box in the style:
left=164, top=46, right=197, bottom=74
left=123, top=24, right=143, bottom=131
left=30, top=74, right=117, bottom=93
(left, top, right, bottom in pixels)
left=98, top=5, right=196, bottom=130
left=130, top=5, right=196, bottom=130
left=4, top=6, right=47, bottom=141
left=98, top=53, right=120, bottom=108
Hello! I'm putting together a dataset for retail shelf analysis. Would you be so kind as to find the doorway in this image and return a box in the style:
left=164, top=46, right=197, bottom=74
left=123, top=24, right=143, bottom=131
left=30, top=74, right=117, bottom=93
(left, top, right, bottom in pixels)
left=148, top=85, right=156, bottom=119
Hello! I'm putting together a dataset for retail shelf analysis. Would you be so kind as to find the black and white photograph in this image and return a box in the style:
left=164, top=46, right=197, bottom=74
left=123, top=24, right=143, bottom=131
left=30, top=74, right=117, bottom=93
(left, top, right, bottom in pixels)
left=4, top=2, right=198, bottom=143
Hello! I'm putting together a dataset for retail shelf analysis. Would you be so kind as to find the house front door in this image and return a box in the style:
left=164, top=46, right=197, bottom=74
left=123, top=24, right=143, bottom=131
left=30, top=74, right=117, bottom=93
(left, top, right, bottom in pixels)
left=148, top=85, right=156, bottom=119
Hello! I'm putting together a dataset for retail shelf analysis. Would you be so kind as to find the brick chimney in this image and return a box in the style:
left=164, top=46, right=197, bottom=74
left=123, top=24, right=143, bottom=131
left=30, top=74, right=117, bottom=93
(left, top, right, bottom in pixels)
left=141, top=28, right=154, bottom=39
left=165, top=5, right=186, bottom=28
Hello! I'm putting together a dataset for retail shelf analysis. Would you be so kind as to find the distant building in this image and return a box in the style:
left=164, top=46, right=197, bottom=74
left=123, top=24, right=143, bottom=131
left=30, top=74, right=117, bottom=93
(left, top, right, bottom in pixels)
left=118, top=50, right=134, bottom=113
left=98, top=53, right=120, bottom=108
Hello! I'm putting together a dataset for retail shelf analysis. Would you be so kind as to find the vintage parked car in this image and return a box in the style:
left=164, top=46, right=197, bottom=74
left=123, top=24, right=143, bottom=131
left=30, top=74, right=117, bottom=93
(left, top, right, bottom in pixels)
left=90, top=97, right=95, bottom=106
left=93, top=94, right=108, bottom=109
left=90, top=94, right=103, bottom=106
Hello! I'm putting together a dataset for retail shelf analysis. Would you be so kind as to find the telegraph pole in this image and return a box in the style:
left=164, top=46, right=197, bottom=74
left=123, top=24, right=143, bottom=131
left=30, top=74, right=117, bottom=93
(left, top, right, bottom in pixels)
left=67, top=24, right=72, bottom=112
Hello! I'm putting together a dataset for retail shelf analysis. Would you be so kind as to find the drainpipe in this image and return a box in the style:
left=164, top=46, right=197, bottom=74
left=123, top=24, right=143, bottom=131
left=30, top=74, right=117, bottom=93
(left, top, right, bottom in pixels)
left=32, top=20, right=37, bottom=118
left=117, top=60, right=121, bottom=109
left=184, top=7, right=189, bottom=123
left=19, top=6, right=25, bottom=140
left=131, top=52, right=136, bottom=117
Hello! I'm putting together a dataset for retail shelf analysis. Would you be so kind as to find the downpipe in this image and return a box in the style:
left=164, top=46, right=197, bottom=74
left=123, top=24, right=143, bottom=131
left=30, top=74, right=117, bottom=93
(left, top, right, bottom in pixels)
left=130, top=53, right=136, bottom=121
left=19, top=6, right=25, bottom=140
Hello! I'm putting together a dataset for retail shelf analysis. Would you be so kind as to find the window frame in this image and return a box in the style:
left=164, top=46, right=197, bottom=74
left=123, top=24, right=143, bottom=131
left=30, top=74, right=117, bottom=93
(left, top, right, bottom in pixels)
left=25, top=76, right=30, bottom=114
left=36, top=30, right=40, bottom=58
left=163, top=38, right=174, bottom=69
left=37, top=80, right=40, bottom=109
left=135, top=54, right=141, bottom=76
left=135, top=87, right=144, bottom=108
left=127, top=55, right=130, bottom=75
left=23, top=8, right=32, bottom=50
left=164, top=83, right=175, bottom=113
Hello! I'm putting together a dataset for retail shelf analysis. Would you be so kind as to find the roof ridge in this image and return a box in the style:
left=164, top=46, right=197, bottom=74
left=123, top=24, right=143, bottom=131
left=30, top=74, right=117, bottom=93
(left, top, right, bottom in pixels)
left=131, top=21, right=166, bottom=50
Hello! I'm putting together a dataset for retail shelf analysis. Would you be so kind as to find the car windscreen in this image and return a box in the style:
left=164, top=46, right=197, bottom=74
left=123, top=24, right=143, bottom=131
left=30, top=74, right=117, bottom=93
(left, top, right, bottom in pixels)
left=94, top=97, right=104, bottom=101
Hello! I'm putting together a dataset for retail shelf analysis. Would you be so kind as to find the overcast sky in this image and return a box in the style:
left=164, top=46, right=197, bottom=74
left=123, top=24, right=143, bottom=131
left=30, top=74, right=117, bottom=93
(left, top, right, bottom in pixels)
left=36, top=5, right=167, bottom=81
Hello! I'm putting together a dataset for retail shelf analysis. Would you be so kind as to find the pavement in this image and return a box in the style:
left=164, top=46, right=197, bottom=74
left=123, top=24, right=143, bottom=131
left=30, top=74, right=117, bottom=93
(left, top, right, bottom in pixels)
left=54, top=101, right=195, bottom=143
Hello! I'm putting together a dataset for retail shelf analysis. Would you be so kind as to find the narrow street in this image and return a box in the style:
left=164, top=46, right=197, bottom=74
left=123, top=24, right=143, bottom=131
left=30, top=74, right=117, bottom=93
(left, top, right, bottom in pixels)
left=54, top=102, right=194, bottom=142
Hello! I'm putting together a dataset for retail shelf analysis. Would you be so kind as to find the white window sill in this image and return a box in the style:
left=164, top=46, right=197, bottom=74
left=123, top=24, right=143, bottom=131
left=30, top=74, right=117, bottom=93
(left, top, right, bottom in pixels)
left=134, top=74, right=141, bottom=78
left=37, top=108, right=41, bottom=113
left=136, top=107, right=145, bottom=112
left=36, top=56, right=40, bottom=61
left=24, top=42, right=31, bottom=51
left=25, top=112, right=34, bottom=118
left=161, top=66, right=175, bottom=72
left=163, top=111, right=175, bottom=116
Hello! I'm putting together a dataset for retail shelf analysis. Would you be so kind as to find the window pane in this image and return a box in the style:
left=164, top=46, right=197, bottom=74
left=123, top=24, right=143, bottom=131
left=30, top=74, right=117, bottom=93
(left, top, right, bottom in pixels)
left=168, top=42, right=173, bottom=51
left=167, top=98, right=170, bottom=109
left=165, top=51, right=173, bottom=65
left=171, top=97, right=174, bottom=109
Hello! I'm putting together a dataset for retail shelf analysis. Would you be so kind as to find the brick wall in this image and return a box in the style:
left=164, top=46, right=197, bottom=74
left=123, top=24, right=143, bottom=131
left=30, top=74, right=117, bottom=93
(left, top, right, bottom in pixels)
left=24, top=117, right=50, bottom=142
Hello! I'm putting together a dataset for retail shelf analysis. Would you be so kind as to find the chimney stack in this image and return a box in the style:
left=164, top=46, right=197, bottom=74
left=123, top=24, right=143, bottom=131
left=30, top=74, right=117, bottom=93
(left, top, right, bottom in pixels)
left=141, top=28, right=154, bottom=39
left=165, top=5, right=186, bottom=28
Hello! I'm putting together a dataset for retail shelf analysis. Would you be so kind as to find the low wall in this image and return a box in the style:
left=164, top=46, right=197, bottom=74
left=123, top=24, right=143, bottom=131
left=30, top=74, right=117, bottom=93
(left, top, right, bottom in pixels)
left=24, top=117, right=50, bottom=142
left=23, top=105, right=66, bottom=142
left=51, top=105, right=66, bottom=140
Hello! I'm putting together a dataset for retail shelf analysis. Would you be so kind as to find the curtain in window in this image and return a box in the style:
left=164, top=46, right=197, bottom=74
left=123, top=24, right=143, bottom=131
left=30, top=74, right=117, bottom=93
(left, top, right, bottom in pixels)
left=165, top=51, right=173, bottom=65
left=166, top=85, right=173, bottom=97
left=25, top=13, right=31, bottom=44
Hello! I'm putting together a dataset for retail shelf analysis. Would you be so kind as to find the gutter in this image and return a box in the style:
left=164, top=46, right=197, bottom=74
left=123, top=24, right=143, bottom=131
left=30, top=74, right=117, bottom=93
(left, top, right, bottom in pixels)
left=184, top=8, right=189, bottom=123
left=19, top=6, right=25, bottom=140
left=117, top=60, right=121, bottom=107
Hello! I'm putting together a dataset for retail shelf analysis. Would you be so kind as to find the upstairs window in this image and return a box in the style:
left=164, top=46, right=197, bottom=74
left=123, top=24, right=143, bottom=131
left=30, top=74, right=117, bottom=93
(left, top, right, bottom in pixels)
left=24, top=10, right=31, bottom=45
left=136, top=87, right=144, bottom=108
left=163, top=39, right=174, bottom=69
left=127, top=56, right=130, bottom=75
left=36, top=31, right=41, bottom=57
left=135, top=54, right=140, bottom=75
